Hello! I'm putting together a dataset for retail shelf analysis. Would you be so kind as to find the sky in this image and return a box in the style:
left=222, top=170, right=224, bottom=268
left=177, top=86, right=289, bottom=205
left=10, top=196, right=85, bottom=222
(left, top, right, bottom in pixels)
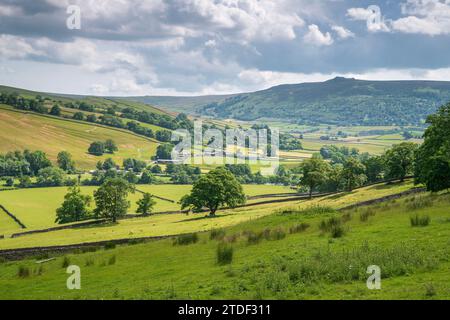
left=1, top=0, right=450, bottom=96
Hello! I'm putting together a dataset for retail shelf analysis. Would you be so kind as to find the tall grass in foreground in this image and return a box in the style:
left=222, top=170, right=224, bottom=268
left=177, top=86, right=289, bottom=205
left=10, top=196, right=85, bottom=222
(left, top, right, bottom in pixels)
left=245, top=228, right=287, bottom=245
left=17, top=266, right=30, bottom=278
left=173, top=233, right=198, bottom=246
left=410, top=214, right=431, bottom=227
left=279, top=205, right=336, bottom=216
left=406, top=196, right=434, bottom=210
left=277, top=242, right=437, bottom=287
left=210, top=228, right=226, bottom=241
left=217, top=244, right=233, bottom=265
left=319, top=216, right=346, bottom=238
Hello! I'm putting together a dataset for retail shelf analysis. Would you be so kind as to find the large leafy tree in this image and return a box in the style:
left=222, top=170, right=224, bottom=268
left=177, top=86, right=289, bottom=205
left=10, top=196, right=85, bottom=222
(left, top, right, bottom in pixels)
left=342, top=157, right=367, bottom=191
left=298, top=154, right=330, bottom=198
left=105, top=139, right=118, bottom=154
left=88, top=141, right=105, bottom=156
left=384, top=142, right=418, bottom=182
left=415, top=103, right=450, bottom=192
left=24, top=150, right=52, bottom=175
left=136, top=193, right=156, bottom=216
left=94, top=178, right=134, bottom=222
left=57, top=151, right=76, bottom=173
left=36, top=167, right=66, bottom=187
left=155, top=143, right=173, bottom=160
left=363, top=155, right=385, bottom=183
left=55, top=186, right=92, bottom=224
left=180, top=167, right=246, bottom=216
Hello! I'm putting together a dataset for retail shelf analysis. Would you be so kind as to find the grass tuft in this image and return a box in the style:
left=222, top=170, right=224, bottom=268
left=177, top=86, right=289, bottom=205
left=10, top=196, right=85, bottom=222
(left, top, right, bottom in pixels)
left=289, top=223, right=310, bottom=234
left=217, top=244, right=233, bottom=265
left=17, top=266, right=30, bottom=278
left=210, top=228, right=226, bottom=241
left=410, top=214, right=431, bottom=227
left=62, top=256, right=71, bottom=268
left=173, top=233, right=198, bottom=246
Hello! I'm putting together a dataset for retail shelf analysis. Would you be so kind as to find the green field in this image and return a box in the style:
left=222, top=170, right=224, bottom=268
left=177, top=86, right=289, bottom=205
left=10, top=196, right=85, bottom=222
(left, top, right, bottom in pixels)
left=0, top=181, right=416, bottom=250
left=0, top=184, right=294, bottom=235
left=0, top=187, right=448, bottom=300
left=0, top=105, right=158, bottom=169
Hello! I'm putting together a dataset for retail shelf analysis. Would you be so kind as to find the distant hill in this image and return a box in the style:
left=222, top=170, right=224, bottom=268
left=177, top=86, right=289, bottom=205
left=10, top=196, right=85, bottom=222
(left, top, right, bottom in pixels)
left=129, top=94, right=237, bottom=114
left=133, top=77, right=450, bottom=126
left=0, top=105, right=158, bottom=169
left=0, top=85, right=169, bottom=116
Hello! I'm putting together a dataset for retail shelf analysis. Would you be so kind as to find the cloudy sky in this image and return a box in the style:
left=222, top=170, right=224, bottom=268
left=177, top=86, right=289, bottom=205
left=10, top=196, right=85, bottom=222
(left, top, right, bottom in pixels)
left=1, top=0, right=450, bottom=96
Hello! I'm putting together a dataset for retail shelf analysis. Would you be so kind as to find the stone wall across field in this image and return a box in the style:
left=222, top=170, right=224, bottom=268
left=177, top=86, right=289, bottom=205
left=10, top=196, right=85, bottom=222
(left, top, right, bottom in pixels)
left=0, top=204, right=26, bottom=229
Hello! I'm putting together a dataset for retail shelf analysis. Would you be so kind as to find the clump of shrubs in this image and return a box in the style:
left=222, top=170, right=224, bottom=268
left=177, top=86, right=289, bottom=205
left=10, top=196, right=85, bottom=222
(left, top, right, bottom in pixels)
left=246, top=231, right=263, bottom=245
left=245, top=228, right=287, bottom=245
left=360, top=208, right=376, bottom=222
left=330, top=225, right=345, bottom=238
left=217, top=244, right=233, bottom=265
left=18, top=266, right=30, bottom=278
left=210, top=228, right=226, bottom=241
left=319, top=216, right=341, bottom=232
left=406, top=196, right=433, bottom=210
left=62, top=256, right=71, bottom=268
left=108, top=255, right=116, bottom=265
left=289, top=223, right=310, bottom=234
left=279, top=205, right=336, bottom=216
left=173, top=233, right=198, bottom=246
left=410, top=214, right=431, bottom=227
left=319, top=216, right=346, bottom=238
left=269, top=228, right=287, bottom=241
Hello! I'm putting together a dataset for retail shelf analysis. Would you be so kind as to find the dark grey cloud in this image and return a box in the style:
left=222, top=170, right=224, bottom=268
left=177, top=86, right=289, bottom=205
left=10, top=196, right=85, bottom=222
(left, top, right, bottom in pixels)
left=1, top=0, right=450, bottom=96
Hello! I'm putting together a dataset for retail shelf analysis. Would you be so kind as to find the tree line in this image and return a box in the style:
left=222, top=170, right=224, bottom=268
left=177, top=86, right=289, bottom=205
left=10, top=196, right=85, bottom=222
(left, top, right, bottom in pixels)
left=0, top=150, right=77, bottom=188
left=0, top=92, right=192, bottom=143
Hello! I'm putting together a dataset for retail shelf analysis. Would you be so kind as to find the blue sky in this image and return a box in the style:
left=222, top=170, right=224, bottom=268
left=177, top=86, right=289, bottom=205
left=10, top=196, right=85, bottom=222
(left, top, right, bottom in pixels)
left=1, top=0, right=450, bottom=96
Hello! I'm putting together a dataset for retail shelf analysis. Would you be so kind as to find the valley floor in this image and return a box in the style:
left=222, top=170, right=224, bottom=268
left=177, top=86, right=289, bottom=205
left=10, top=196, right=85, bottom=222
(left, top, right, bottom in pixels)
left=0, top=181, right=448, bottom=300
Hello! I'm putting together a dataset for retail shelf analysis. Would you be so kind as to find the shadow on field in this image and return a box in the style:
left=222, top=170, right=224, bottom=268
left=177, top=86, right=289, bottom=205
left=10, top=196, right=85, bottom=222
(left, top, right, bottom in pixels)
left=372, top=182, right=402, bottom=190
left=76, top=222, right=118, bottom=230
left=174, top=213, right=234, bottom=223
left=322, top=191, right=356, bottom=200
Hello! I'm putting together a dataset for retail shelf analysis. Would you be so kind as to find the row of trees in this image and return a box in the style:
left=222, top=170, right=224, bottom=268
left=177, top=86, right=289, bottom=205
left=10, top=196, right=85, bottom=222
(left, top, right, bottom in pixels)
left=0, top=150, right=77, bottom=186
left=0, top=92, right=191, bottom=144
left=56, top=179, right=156, bottom=224
left=298, top=103, right=450, bottom=196
left=298, top=142, right=418, bottom=198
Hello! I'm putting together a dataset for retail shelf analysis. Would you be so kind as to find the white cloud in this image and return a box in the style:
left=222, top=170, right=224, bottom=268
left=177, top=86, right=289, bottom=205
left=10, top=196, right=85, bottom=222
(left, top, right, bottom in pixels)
left=303, top=25, right=333, bottom=46
left=204, top=39, right=217, bottom=48
left=391, top=0, right=450, bottom=36
left=331, top=25, right=355, bottom=39
left=347, top=7, right=373, bottom=21
left=347, top=7, right=390, bottom=32
left=0, top=35, right=43, bottom=59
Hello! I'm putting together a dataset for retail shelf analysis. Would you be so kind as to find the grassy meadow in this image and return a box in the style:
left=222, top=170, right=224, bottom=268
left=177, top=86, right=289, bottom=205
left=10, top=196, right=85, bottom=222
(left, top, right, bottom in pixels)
left=0, top=184, right=294, bottom=236
left=0, top=190, right=448, bottom=300
left=0, top=105, right=158, bottom=169
left=0, top=180, right=417, bottom=250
